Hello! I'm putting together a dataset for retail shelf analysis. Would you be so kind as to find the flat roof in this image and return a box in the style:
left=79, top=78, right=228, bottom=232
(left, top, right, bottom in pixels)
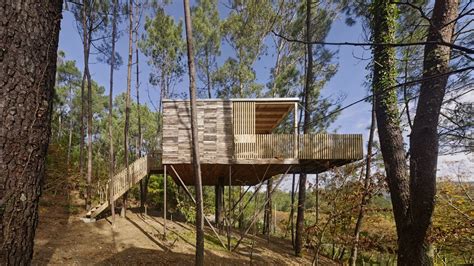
left=162, top=97, right=300, bottom=103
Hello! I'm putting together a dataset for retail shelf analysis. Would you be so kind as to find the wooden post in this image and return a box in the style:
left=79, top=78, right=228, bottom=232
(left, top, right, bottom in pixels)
left=315, top=173, right=319, bottom=224
left=290, top=173, right=296, bottom=247
left=215, top=177, right=224, bottom=228
left=264, top=178, right=273, bottom=239
left=169, top=165, right=227, bottom=249
left=294, top=102, right=298, bottom=158
left=227, top=165, right=232, bottom=251
left=232, top=166, right=293, bottom=251
left=163, top=165, right=167, bottom=239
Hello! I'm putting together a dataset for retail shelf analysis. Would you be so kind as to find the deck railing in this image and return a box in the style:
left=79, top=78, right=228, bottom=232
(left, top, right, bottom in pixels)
left=109, top=156, right=148, bottom=202
left=235, top=134, right=363, bottom=160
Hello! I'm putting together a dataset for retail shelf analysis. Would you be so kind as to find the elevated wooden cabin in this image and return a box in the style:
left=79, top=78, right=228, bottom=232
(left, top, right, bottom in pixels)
left=162, top=98, right=363, bottom=186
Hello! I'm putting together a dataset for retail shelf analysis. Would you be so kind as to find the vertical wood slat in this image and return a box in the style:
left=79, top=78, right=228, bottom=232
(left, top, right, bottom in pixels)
left=231, top=101, right=362, bottom=160
left=233, top=101, right=256, bottom=159
left=236, top=133, right=362, bottom=160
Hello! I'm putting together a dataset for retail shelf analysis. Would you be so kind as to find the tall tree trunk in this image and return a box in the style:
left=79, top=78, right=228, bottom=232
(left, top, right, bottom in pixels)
left=79, top=9, right=87, bottom=192
left=371, top=0, right=410, bottom=251
left=86, top=46, right=93, bottom=211
left=135, top=2, right=144, bottom=210
left=0, top=1, right=63, bottom=263
left=84, top=0, right=93, bottom=211
left=349, top=99, right=376, bottom=266
left=183, top=0, right=205, bottom=264
left=205, top=47, right=212, bottom=98
left=67, top=84, right=74, bottom=168
left=123, top=0, right=134, bottom=217
left=109, top=0, right=118, bottom=226
left=295, top=0, right=313, bottom=257
left=371, top=0, right=459, bottom=264
left=404, top=0, right=459, bottom=264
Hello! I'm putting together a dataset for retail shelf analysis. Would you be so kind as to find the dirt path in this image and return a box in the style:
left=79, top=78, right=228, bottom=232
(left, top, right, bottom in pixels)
left=33, top=190, right=335, bottom=265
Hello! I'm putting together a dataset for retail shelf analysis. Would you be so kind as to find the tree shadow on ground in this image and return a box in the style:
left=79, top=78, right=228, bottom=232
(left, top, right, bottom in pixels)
left=96, top=247, right=245, bottom=265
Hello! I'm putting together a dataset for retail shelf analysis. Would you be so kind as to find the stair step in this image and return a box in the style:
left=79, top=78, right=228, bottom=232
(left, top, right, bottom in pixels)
left=81, top=156, right=153, bottom=222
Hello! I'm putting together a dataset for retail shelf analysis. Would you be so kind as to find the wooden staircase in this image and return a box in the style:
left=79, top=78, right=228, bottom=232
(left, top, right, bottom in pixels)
left=86, top=156, right=154, bottom=219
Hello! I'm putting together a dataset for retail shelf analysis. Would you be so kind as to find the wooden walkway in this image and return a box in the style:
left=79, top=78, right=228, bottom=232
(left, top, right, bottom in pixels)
left=87, top=132, right=363, bottom=217
left=88, top=155, right=162, bottom=219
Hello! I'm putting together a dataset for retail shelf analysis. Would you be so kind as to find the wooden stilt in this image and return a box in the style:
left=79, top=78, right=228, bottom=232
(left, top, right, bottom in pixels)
left=215, top=177, right=224, bottom=228
left=230, top=172, right=269, bottom=228
left=230, top=185, right=251, bottom=213
left=169, top=165, right=227, bottom=249
left=315, top=173, right=319, bottom=224
left=232, top=165, right=293, bottom=252
left=163, top=165, right=167, bottom=239
left=290, top=173, right=296, bottom=247
left=227, top=165, right=232, bottom=251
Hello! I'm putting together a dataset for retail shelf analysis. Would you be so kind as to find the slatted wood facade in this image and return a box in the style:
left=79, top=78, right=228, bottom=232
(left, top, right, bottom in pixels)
left=162, top=99, right=363, bottom=165
left=162, top=100, right=234, bottom=164
left=233, top=101, right=256, bottom=159
left=159, top=98, right=364, bottom=186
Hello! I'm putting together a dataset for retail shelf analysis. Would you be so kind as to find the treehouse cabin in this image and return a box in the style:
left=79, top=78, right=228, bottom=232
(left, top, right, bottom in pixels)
left=87, top=97, right=362, bottom=220
left=162, top=98, right=363, bottom=186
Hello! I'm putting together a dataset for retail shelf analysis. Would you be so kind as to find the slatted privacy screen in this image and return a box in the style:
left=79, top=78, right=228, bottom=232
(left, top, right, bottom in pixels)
left=234, top=133, right=363, bottom=160
left=233, top=101, right=256, bottom=159
left=298, top=134, right=363, bottom=159
left=255, top=134, right=296, bottom=158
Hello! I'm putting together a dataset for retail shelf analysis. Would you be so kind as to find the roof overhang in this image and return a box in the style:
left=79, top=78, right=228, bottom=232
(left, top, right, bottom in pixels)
left=231, top=98, right=299, bottom=133
left=254, top=101, right=295, bottom=133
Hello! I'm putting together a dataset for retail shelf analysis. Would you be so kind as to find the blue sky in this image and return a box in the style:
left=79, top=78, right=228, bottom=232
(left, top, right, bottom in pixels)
left=58, top=1, right=472, bottom=187
left=58, top=1, right=372, bottom=137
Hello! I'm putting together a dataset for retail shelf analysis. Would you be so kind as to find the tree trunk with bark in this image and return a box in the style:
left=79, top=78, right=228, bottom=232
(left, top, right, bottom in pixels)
left=80, top=0, right=93, bottom=211
left=86, top=34, right=93, bottom=211
left=122, top=0, right=134, bottom=218
left=295, top=0, right=313, bottom=257
left=135, top=7, right=144, bottom=210
left=0, top=0, right=63, bottom=263
left=183, top=0, right=205, bottom=264
left=404, top=0, right=459, bottom=264
left=67, top=84, right=74, bottom=168
left=371, top=0, right=459, bottom=264
left=108, top=0, right=118, bottom=226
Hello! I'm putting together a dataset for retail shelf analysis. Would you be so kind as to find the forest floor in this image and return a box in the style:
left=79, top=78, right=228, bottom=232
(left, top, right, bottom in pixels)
left=32, top=181, right=335, bottom=265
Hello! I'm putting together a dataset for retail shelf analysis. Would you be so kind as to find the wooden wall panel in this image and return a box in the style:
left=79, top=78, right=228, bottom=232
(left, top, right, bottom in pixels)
left=162, top=100, right=233, bottom=164
left=233, top=101, right=256, bottom=159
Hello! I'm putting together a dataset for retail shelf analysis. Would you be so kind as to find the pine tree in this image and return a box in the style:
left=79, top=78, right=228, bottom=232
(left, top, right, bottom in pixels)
left=0, top=0, right=63, bottom=263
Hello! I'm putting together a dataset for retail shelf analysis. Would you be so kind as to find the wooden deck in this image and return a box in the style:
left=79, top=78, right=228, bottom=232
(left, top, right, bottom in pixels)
left=166, top=133, right=363, bottom=186
left=88, top=131, right=362, bottom=218
left=235, top=133, right=363, bottom=160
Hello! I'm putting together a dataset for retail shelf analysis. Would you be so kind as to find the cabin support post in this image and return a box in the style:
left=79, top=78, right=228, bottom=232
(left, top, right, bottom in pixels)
left=215, top=176, right=224, bottom=228
left=294, top=102, right=298, bottom=158
left=163, top=164, right=167, bottom=239
left=229, top=165, right=269, bottom=227
left=289, top=173, right=296, bottom=247
left=169, top=165, right=227, bottom=249
left=230, top=185, right=251, bottom=213
left=295, top=167, right=307, bottom=257
left=238, top=186, right=243, bottom=231
left=227, top=165, right=232, bottom=251
left=232, top=165, right=293, bottom=252
left=263, top=178, right=273, bottom=239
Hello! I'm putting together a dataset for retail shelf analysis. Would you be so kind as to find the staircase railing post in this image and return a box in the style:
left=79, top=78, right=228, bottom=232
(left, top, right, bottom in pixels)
left=163, top=164, right=167, bottom=239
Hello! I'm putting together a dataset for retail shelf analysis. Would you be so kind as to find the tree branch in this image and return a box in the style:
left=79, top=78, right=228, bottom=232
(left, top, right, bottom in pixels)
left=272, top=30, right=474, bottom=54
